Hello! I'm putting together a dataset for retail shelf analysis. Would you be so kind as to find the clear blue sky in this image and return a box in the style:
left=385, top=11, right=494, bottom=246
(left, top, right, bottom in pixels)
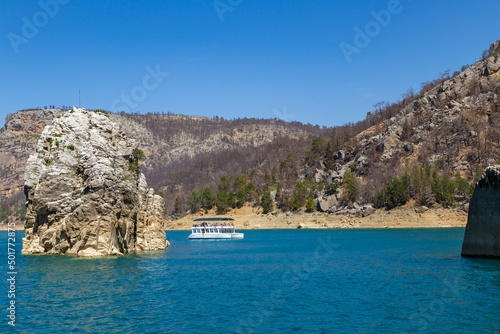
left=1, top=0, right=499, bottom=128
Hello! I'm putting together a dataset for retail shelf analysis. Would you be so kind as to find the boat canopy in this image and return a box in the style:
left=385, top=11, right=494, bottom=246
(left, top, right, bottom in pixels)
left=193, top=218, right=235, bottom=222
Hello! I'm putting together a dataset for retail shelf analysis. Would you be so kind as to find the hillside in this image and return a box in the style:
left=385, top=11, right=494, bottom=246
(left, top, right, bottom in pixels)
left=180, top=39, right=500, bottom=219
left=0, top=109, right=321, bottom=225
left=303, top=39, right=500, bottom=214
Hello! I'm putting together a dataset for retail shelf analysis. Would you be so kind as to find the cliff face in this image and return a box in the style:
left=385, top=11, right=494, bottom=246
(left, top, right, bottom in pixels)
left=461, top=165, right=500, bottom=258
left=22, top=108, right=168, bottom=256
left=0, top=109, right=62, bottom=201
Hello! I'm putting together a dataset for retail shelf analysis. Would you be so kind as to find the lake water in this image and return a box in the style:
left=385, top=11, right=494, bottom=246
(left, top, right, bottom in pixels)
left=1, top=228, right=499, bottom=333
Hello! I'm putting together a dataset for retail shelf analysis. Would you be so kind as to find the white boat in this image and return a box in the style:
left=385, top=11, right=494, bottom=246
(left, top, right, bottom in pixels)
left=188, top=218, right=244, bottom=239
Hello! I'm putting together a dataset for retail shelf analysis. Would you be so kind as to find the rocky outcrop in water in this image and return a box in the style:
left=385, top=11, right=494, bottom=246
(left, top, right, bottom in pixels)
left=461, top=165, right=500, bottom=258
left=22, top=107, right=169, bottom=256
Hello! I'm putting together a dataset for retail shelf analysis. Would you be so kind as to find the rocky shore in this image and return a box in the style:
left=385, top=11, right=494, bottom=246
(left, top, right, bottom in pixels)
left=166, top=206, right=467, bottom=231
left=2, top=206, right=467, bottom=232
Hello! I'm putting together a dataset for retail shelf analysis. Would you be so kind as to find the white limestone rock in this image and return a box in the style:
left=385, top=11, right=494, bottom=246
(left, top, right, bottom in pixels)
left=22, top=107, right=169, bottom=257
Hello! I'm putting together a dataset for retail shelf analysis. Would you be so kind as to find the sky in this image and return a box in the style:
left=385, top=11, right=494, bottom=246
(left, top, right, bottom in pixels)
left=1, top=0, right=500, bottom=128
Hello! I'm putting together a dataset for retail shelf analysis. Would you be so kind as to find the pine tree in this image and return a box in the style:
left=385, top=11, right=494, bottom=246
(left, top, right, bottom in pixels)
left=201, top=186, right=215, bottom=212
left=261, top=188, right=273, bottom=214
left=188, top=190, right=201, bottom=213
left=342, top=170, right=358, bottom=204
left=216, top=176, right=233, bottom=214
left=305, top=196, right=316, bottom=212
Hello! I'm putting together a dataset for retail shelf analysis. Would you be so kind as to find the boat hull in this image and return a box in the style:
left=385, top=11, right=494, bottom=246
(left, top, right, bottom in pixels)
left=188, top=233, right=244, bottom=239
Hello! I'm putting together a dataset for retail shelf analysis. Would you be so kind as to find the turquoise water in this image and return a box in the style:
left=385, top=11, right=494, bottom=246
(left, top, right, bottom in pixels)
left=1, top=228, right=500, bottom=333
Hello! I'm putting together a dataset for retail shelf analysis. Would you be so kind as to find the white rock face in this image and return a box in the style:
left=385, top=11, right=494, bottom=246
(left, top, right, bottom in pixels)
left=22, top=108, right=169, bottom=257
left=461, top=165, right=500, bottom=259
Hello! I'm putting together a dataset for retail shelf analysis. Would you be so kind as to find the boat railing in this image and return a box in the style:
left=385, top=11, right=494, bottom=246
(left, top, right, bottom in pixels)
left=191, top=225, right=234, bottom=229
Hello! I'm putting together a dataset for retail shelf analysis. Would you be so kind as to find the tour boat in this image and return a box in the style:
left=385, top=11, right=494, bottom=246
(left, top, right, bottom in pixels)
left=188, top=218, right=244, bottom=239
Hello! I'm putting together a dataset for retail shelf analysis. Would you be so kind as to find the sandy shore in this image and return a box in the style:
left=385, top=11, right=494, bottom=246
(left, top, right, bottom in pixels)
left=1, top=207, right=467, bottom=232
left=166, top=206, right=468, bottom=230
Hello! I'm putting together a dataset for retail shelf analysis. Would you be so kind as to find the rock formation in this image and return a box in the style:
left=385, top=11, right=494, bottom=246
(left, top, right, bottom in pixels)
left=22, top=107, right=169, bottom=256
left=461, top=165, right=500, bottom=258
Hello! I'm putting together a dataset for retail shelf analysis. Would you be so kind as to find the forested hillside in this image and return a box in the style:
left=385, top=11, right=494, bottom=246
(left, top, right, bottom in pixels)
left=180, top=40, right=500, bottom=217
left=0, top=108, right=321, bottom=224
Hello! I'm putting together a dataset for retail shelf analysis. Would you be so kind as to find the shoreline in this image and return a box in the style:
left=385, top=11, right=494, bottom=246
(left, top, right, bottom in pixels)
left=1, top=208, right=468, bottom=232
left=166, top=207, right=467, bottom=231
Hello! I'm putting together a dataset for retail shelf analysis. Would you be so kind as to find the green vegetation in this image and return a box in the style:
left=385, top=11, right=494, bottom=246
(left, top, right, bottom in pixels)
left=67, top=144, right=75, bottom=150
left=324, top=180, right=339, bottom=196
left=305, top=196, right=316, bottom=212
left=349, top=161, right=358, bottom=172
left=431, top=169, right=456, bottom=207
left=201, top=186, right=215, bottom=212
left=261, top=187, right=273, bottom=214
left=374, top=174, right=410, bottom=209
left=15, top=204, right=26, bottom=221
left=188, top=190, right=202, bottom=213
left=128, top=148, right=146, bottom=176
left=234, top=176, right=254, bottom=208
left=94, top=109, right=110, bottom=117
left=374, top=164, right=475, bottom=210
left=132, top=148, right=145, bottom=161
left=342, top=170, right=358, bottom=204
left=0, top=204, right=10, bottom=222
left=216, top=176, right=233, bottom=214
left=290, top=181, right=308, bottom=211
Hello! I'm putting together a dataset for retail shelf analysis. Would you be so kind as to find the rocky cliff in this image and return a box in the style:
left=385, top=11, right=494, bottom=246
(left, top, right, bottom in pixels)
left=461, top=165, right=500, bottom=258
left=311, top=40, right=500, bottom=213
left=22, top=107, right=168, bottom=256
